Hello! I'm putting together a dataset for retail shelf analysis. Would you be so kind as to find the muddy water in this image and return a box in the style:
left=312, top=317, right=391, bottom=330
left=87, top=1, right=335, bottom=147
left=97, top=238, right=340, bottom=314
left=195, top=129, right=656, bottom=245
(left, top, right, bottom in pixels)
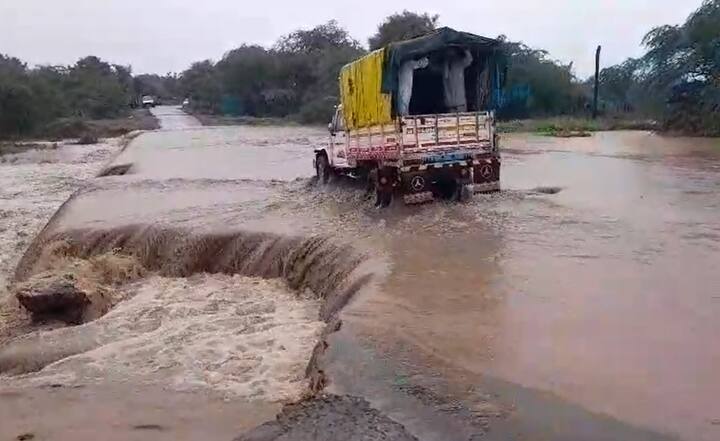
left=7, top=125, right=719, bottom=440
left=341, top=132, right=720, bottom=441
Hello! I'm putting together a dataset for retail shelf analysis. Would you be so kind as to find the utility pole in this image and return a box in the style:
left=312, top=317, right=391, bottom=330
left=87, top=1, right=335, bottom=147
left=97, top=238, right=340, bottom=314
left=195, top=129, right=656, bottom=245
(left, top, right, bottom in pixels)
left=592, top=45, right=601, bottom=119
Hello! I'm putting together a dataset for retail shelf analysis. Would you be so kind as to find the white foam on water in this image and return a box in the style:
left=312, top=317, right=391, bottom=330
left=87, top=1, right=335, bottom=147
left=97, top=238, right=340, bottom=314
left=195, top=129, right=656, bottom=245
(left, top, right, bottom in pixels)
left=13, top=273, right=324, bottom=402
left=0, top=139, right=122, bottom=288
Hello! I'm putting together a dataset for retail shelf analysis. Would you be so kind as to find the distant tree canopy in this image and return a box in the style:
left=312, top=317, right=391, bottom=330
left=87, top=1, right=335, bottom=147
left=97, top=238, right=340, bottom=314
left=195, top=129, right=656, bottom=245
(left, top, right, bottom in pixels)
left=134, top=73, right=181, bottom=101
left=180, top=20, right=365, bottom=122
left=0, top=54, right=137, bottom=138
left=3, top=4, right=717, bottom=138
left=178, top=13, right=590, bottom=123
left=368, top=11, right=439, bottom=50
left=499, top=39, right=587, bottom=118
left=597, top=0, right=720, bottom=134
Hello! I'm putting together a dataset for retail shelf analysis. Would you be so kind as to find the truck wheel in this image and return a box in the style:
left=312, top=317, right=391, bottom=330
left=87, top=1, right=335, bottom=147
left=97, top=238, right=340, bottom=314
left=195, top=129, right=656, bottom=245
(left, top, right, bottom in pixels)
left=376, top=189, right=392, bottom=208
left=458, top=184, right=473, bottom=202
left=315, top=153, right=330, bottom=184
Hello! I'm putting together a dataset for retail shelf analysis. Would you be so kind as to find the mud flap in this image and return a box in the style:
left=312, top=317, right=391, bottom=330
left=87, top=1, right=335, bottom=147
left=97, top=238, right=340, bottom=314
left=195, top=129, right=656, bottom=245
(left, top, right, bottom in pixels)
left=473, top=158, right=501, bottom=193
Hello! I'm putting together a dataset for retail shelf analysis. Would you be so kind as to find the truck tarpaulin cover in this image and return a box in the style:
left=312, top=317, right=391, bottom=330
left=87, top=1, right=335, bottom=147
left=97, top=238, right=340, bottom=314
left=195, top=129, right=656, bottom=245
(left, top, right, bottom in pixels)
left=381, top=27, right=500, bottom=95
left=339, top=49, right=393, bottom=130
left=339, top=27, right=503, bottom=130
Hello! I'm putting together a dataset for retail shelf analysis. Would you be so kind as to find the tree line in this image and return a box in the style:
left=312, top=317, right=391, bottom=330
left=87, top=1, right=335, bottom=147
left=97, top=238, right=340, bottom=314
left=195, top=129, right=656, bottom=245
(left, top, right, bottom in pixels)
left=0, top=54, right=182, bottom=138
left=0, top=55, right=133, bottom=137
left=172, top=11, right=589, bottom=123
left=1, top=3, right=718, bottom=138
left=596, top=0, right=719, bottom=135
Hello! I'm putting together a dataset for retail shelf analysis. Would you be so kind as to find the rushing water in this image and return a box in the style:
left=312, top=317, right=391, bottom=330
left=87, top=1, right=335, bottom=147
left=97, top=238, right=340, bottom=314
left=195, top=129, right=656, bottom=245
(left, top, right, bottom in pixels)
left=3, top=113, right=719, bottom=440
left=341, top=131, right=720, bottom=441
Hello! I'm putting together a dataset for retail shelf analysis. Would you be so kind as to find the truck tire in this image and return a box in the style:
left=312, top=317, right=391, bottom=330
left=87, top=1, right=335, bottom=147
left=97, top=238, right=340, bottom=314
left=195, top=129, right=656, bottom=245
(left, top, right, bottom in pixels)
left=315, top=153, right=330, bottom=184
left=458, top=184, right=473, bottom=202
left=377, top=190, right=392, bottom=208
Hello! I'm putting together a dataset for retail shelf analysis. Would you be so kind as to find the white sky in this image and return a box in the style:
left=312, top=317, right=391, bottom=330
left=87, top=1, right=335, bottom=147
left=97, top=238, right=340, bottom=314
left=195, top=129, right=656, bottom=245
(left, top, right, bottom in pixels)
left=0, top=0, right=703, bottom=78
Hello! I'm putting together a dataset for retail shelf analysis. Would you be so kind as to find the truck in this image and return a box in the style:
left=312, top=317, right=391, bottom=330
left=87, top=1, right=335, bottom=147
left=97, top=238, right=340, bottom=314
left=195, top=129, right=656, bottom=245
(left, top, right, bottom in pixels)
left=141, top=95, right=156, bottom=108
left=314, top=27, right=505, bottom=206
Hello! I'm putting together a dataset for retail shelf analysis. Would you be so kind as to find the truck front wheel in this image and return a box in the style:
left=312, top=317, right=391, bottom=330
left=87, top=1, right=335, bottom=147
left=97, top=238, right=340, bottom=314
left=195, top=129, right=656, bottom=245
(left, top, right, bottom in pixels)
left=315, top=153, right=330, bottom=184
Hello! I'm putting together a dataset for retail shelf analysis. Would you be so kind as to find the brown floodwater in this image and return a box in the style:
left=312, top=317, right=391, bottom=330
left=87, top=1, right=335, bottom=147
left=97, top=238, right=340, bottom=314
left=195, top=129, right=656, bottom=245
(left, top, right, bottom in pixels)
left=343, top=131, right=720, bottom=441
left=20, top=117, right=720, bottom=440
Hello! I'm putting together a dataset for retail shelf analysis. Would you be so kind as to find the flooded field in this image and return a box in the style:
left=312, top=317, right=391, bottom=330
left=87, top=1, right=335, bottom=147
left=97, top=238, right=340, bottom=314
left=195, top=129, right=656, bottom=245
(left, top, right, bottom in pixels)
left=1, top=109, right=719, bottom=440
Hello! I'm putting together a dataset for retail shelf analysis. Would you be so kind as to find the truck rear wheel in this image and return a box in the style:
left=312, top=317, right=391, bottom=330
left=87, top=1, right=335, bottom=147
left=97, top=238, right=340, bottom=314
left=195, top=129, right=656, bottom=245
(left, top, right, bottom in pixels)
left=315, top=153, right=330, bottom=184
left=376, top=189, right=392, bottom=207
left=457, top=183, right=473, bottom=202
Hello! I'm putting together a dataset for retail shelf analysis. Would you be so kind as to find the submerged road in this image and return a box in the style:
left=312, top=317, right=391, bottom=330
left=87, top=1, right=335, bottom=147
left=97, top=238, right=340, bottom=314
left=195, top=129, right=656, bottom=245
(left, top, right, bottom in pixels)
left=3, top=106, right=720, bottom=440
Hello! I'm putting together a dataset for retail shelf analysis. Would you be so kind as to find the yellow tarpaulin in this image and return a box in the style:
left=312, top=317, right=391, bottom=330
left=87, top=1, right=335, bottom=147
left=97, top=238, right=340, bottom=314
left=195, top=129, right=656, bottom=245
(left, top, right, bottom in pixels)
left=339, top=49, right=393, bottom=130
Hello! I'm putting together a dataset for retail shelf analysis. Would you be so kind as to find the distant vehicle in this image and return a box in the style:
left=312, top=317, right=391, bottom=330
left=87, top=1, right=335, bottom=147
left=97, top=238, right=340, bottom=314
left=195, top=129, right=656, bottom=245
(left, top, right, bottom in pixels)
left=314, top=27, right=504, bottom=206
left=141, top=95, right=156, bottom=108
left=182, top=98, right=190, bottom=107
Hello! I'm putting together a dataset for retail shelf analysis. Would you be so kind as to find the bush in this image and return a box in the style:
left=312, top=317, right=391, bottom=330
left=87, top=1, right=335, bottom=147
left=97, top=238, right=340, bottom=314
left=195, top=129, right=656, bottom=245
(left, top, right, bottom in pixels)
left=0, top=54, right=134, bottom=139
left=76, top=132, right=99, bottom=145
left=295, top=97, right=337, bottom=124
left=0, top=81, right=39, bottom=137
left=40, top=118, right=92, bottom=140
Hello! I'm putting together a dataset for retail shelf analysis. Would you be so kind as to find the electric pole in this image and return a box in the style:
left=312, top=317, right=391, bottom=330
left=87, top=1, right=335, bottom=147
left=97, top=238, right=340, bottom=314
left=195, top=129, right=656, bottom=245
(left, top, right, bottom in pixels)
left=593, top=45, right=601, bottom=119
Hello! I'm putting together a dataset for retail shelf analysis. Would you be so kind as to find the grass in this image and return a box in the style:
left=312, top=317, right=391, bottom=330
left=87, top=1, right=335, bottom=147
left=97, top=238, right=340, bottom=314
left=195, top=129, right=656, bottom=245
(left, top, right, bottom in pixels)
left=190, top=110, right=660, bottom=137
left=1, top=109, right=160, bottom=156
left=7, top=109, right=161, bottom=142
left=191, top=112, right=300, bottom=127
left=498, top=116, right=658, bottom=137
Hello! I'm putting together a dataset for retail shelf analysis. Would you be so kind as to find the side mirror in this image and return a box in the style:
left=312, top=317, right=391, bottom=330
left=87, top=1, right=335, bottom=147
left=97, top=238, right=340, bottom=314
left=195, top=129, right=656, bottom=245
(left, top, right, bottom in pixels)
left=328, top=123, right=334, bottom=133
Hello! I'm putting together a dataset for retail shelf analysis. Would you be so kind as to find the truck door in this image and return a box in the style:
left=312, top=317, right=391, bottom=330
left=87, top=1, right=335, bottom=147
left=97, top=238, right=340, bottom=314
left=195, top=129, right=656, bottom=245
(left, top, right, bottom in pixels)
left=329, top=107, right=349, bottom=168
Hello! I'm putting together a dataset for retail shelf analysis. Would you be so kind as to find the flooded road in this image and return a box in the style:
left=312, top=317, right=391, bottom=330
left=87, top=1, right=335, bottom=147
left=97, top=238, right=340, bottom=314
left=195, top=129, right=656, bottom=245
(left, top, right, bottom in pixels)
left=149, top=105, right=202, bottom=130
left=3, top=116, right=719, bottom=440
left=340, top=131, right=720, bottom=441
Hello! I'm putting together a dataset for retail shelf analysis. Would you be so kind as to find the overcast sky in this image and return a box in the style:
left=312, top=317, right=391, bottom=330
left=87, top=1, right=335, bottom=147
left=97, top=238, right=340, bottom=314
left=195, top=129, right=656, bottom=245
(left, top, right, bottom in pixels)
left=0, top=0, right=703, bottom=78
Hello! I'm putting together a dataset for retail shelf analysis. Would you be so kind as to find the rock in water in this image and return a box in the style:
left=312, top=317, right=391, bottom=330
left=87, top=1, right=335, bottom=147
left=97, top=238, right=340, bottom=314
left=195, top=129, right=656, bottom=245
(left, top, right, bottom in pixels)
left=15, top=279, right=89, bottom=324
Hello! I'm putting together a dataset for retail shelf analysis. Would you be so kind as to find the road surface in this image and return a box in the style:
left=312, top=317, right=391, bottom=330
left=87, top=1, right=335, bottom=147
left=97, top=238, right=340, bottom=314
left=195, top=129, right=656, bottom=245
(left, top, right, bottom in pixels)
left=150, top=105, right=202, bottom=130
left=2, top=108, right=719, bottom=441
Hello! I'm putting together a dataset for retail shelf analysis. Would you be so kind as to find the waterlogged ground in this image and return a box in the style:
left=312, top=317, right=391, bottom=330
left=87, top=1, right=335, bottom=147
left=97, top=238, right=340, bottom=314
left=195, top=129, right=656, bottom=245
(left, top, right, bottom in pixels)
left=2, top=107, right=719, bottom=440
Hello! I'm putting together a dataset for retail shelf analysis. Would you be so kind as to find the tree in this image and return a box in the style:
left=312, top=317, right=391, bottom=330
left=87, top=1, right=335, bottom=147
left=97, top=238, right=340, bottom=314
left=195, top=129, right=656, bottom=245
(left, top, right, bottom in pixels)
left=601, top=0, right=720, bottom=133
left=0, top=54, right=27, bottom=78
left=134, top=73, right=180, bottom=101
left=275, top=20, right=363, bottom=54
left=0, top=81, right=38, bottom=136
left=368, top=11, right=438, bottom=50
left=216, top=45, right=283, bottom=115
left=179, top=60, right=222, bottom=113
left=597, top=58, right=643, bottom=113
left=500, top=39, right=586, bottom=117
left=64, top=56, right=130, bottom=118
left=275, top=21, right=364, bottom=121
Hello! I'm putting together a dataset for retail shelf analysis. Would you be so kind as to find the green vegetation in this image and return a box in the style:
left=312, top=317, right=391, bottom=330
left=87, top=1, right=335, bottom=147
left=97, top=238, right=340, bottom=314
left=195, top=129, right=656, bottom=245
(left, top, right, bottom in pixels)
left=2, top=3, right=717, bottom=138
left=0, top=55, right=158, bottom=139
left=498, top=117, right=656, bottom=137
left=180, top=21, right=364, bottom=124
left=368, top=11, right=439, bottom=50
left=596, top=0, right=720, bottom=135
left=179, top=12, right=590, bottom=125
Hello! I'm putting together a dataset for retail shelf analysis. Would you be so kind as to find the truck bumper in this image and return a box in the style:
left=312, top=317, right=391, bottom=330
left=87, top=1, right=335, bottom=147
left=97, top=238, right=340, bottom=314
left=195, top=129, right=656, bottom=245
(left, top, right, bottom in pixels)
left=400, top=162, right=473, bottom=204
left=399, top=156, right=500, bottom=204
